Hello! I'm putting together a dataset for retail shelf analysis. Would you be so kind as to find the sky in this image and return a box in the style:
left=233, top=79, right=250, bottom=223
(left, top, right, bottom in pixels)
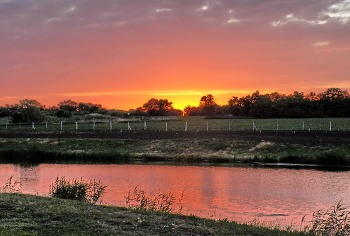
left=1, top=0, right=350, bottom=110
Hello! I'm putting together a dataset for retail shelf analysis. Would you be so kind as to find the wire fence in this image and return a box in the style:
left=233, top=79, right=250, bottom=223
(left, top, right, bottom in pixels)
left=1, top=118, right=350, bottom=132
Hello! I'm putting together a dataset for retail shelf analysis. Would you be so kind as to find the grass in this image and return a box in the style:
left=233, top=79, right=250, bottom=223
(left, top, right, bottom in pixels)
left=1, top=137, right=350, bottom=167
left=0, top=193, right=312, bottom=235
left=2, top=117, right=350, bottom=132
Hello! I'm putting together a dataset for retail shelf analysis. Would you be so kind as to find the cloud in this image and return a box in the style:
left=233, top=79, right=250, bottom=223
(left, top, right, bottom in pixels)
left=155, top=8, right=171, bottom=12
left=62, top=92, right=123, bottom=97
left=322, top=0, right=350, bottom=24
left=0, top=96, right=17, bottom=100
left=198, top=5, right=209, bottom=11
left=63, top=6, right=76, bottom=15
left=271, top=14, right=327, bottom=26
left=271, top=0, right=350, bottom=27
left=46, top=17, right=64, bottom=24
left=313, top=41, right=330, bottom=47
left=227, top=18, right=240, bottom=23
left=326, top=45, right=350, bottom=52
left=45, top=5, right=77, bottom=25
left=153, top=90, right=252, bottom=96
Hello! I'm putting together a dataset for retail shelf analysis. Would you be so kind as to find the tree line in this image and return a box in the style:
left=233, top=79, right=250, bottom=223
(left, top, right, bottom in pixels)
left=0, top=87, right=349, bottom=123
left=184, top=88, right=350, bottom=118
left=0, top=99, right=108, bottom=123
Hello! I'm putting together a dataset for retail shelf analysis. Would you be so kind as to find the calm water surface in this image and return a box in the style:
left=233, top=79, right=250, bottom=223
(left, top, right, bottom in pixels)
left=1, top=164, right=349, bottom=226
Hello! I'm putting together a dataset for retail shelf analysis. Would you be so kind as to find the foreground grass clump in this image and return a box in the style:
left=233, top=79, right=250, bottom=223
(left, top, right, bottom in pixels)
left=49, top=176, right=107, bottom=203
left=0, top=193, right=311, bottom=236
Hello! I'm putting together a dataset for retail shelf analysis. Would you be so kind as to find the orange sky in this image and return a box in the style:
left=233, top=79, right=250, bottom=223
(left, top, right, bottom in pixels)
left=1, top=0, right=350, bottom=110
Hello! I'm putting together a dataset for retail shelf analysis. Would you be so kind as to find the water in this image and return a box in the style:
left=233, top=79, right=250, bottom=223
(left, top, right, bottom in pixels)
left=1, top=163, right=349, bottom=227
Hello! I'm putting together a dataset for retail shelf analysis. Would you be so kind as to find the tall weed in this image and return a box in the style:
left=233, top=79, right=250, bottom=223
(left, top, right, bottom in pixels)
left=49, top=176, right=107, bottom=203
left=310, top=201, right=350, bottom=236
left=125, top=186, right=184, bottom=213
left=1, top=175, right=21, bottom=193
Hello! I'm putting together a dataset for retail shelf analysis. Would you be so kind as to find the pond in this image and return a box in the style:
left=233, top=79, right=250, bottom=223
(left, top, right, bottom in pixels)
left=1, top=163, right=349, bottom=227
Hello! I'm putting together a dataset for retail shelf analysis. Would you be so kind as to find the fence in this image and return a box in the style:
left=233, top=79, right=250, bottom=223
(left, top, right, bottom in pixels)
left=1, top=118, right=350, bottom=132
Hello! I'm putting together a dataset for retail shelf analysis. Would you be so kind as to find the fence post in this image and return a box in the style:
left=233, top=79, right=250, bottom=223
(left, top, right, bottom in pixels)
left=165, top=121, right=168, bottom=132
left=302, top=121, right=305, bottom=130
left=252, top=121, right=257, bottom=131
left=60, top=121, right=63, bottom=131
left=46, top=121, right=48, bottom=129
left=76, top=122, right=78, bottom=130
left=330, top=121, right=332, bottom=131
left=128, top=122, right=131, bottom=131
left=185, top=122, right=188, bottom=131
left=32, top=122, right=35, bottom=129
left=93, top=121, right=96, bottom=130
left=144, top=121, right=147, bottom=130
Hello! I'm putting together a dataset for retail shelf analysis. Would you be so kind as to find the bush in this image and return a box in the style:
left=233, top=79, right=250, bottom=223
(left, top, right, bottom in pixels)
left=49, top=176, right=107, bottom=203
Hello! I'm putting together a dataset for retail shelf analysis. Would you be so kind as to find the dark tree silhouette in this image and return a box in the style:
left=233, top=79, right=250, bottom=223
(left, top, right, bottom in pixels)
left=142, top=98, right=175, bottom=116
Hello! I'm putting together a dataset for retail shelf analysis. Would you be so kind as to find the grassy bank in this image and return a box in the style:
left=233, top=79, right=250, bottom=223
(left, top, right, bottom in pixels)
left=1, top=137, right=350, bottom=166
left=0, top=193, right=311, bottom=235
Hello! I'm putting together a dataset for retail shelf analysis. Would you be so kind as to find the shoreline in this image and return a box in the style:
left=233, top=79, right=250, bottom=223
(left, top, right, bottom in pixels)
left=0, top=130, right=350, bottom=167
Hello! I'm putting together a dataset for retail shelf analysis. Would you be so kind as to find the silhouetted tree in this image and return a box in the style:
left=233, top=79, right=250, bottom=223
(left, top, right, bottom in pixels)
left=184, top=105, right=201, bottom=116
left=58, top=100, right=78, bottom=112
left=198, top=94, right=218, bottom=116
left=319, top=88, right=350, bottom=117
left=250, top=95, right=274, bottom=118
left=141, top=98, right=175, bottom=116
left=227, top=96, right=242, bottom=116
left=19, top=99, right=45, bottom=110
left=16, top=99, right=45, bottom=122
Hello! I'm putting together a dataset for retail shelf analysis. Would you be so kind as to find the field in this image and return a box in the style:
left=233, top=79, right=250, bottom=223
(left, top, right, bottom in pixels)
left=1, top=116, right=350, bottom=132
left=1, top=116, right=350, bottom=167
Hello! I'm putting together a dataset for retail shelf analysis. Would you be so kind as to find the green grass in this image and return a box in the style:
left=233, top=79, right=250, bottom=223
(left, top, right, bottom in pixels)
left=1, top=137, right=350, bottom=166
left=0, top=193, right=311, bottom=235
left=2, top=117, right=350, bottom=131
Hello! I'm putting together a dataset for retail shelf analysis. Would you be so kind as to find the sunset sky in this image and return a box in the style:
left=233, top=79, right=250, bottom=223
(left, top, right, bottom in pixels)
left=1, top=0, right=350, bottom=110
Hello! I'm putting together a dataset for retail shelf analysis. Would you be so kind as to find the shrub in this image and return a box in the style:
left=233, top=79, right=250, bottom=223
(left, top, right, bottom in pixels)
left=49, top=176, right=107, bottom=203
